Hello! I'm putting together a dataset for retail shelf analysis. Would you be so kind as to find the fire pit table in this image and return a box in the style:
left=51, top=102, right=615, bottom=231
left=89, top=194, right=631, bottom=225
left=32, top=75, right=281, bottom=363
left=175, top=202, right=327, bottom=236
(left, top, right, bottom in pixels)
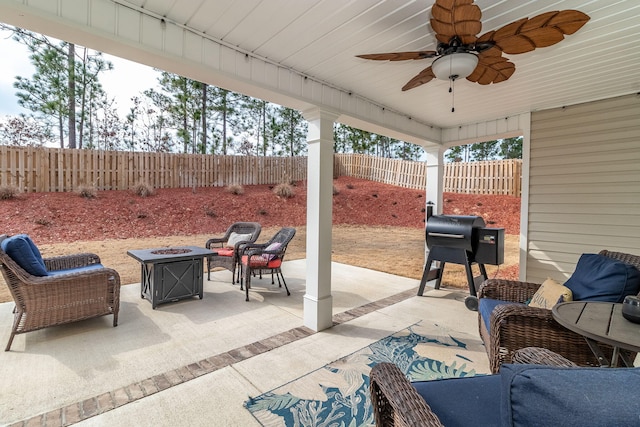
left=127, top=246, right=214, bottom=309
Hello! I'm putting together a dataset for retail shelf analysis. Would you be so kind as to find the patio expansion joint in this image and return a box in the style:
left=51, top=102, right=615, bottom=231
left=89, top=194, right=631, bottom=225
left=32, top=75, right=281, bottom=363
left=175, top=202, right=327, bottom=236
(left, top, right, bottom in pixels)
left=8, top=289, right=416, bottom=427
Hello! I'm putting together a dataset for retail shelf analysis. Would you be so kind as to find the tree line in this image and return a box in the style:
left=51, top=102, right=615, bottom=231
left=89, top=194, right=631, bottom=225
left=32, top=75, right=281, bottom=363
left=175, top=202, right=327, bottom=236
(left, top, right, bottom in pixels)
left=0, top=25, right=521, bottom=162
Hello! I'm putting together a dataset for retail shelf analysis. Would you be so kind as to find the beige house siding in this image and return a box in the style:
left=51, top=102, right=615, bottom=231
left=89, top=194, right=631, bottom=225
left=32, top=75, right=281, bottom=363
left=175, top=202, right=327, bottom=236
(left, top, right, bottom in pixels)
left=526, top=94, right=640, bottom=283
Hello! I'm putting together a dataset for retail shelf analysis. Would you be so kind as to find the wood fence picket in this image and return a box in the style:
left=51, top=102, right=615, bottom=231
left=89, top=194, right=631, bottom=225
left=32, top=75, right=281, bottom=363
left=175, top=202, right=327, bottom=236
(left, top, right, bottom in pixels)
left=0, top=147, right=521, bottom=196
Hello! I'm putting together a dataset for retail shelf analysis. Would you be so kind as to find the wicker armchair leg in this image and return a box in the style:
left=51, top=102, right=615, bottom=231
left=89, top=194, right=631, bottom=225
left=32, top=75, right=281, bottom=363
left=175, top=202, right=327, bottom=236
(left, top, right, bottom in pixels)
left=5, top=331, right=16, bottom=351
left=5, top=310, right=22, bottom=351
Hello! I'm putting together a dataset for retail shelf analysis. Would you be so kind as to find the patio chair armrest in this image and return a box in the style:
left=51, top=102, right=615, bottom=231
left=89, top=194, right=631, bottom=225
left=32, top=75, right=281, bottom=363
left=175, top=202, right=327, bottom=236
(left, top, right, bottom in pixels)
left=490, top=303, right=555, bottom=339
left=370, top=363, right=444, bottom=427
left=44, top=253, right=102, bottom=271
left=511, top=347, right=578, bottom=367
left=206, top=237, right=227, bottom=248
left=240, top=242, right=268, bottom=255
left=478, top=279, right=540, bottom=302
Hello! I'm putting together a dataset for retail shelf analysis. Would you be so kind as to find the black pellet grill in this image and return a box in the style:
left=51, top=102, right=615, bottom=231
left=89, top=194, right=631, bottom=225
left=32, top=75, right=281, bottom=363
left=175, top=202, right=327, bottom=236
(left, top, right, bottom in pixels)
left=417, top=205, right=504, bottom=310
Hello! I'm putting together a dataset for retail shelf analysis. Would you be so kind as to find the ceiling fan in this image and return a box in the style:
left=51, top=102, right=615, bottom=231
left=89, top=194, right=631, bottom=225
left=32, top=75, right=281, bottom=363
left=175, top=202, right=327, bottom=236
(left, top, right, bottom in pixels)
left=356, top=0, right=590, bottom=97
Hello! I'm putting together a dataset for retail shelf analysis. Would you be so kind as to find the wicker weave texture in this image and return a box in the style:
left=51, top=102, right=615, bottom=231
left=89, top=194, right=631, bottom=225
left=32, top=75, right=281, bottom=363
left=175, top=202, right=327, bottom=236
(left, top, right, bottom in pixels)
left=205, top=222, right=261, bottom=283
left=369, top=347, right=582, bottom=427
left=0, top=236, right=120, bottom=351
left=478, top=249, right=640, bottom=373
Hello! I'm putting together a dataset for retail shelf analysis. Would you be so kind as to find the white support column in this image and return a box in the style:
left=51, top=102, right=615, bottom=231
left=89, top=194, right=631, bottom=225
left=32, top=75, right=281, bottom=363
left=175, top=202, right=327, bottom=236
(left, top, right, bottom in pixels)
left=301, top=108, right=338, bottom=331
left=425, top=146, right=445, bottom=215
left=423, top=146, right=446, bottom=268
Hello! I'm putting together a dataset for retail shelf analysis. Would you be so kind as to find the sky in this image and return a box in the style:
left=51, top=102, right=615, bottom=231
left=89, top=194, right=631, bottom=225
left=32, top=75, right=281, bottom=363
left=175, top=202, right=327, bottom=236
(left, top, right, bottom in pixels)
left=0, top=33, right=160, bottom=118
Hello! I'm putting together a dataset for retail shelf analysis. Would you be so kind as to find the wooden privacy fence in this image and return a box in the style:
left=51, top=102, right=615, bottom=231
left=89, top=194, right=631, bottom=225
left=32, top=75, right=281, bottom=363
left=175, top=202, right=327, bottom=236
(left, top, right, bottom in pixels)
left=0, top=146, right=522, bottom=196
left=443, top=159, right=522, bottom=196
left=0, top=146, right=306, bottom=192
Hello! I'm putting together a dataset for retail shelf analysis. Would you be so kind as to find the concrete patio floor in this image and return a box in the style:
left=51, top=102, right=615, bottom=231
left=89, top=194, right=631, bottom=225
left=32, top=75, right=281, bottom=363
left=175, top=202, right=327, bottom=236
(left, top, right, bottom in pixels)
left=0, top=260, right=485, bottom=426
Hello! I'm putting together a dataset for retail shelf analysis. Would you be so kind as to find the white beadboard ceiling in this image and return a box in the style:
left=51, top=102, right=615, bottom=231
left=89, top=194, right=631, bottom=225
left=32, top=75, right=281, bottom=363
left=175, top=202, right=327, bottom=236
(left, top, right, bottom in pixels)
left=3, top=0, right=640, bottom=132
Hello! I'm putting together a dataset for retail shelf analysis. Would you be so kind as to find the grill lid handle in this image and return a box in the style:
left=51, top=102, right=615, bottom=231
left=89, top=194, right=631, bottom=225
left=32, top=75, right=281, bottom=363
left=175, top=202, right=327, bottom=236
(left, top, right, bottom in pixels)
left=427, top=232, right=465, bottom=239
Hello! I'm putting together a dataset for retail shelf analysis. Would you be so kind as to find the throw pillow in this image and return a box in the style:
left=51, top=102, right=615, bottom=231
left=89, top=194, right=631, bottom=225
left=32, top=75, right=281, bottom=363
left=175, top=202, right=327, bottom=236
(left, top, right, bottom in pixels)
left=1, top=234, right=48, bottom=276
left=262, top=242, right=282, bottom=261
left=564, top=253, right=640, bottom=303
left=227, top=232, right=252, bottom=248
left=528, top=278, right=573, bottom=309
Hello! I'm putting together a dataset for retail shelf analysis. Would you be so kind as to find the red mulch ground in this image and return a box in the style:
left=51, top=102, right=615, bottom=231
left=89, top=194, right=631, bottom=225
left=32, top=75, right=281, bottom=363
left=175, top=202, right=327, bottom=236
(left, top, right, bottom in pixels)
left=1, top=176, right=520, bottom=245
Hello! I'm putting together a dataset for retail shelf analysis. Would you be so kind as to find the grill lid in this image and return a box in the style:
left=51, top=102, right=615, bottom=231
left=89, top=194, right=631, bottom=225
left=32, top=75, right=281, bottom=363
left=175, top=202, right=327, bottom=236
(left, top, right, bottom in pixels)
left=426, top=215, right=486, bottom=251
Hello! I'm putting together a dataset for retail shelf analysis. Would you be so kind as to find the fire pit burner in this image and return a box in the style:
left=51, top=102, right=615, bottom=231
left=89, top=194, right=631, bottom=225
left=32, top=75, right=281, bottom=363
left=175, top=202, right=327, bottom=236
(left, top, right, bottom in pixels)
left=150, top=248, right=193, bottom=255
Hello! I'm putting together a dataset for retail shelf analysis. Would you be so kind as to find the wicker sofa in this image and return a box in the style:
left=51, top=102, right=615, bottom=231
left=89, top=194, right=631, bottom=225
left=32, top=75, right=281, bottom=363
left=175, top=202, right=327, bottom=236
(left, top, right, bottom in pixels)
left=478, top=249, right=640, bottom=373
left=0, top=234, right=120, bottom=351
left=370, top=347, right=640, bottom=427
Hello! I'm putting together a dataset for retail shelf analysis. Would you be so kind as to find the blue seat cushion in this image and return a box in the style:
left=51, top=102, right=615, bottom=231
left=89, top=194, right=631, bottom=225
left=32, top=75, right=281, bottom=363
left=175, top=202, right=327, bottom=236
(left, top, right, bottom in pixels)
left=412, top=374, right=500, bottom=427
left=1, top=234, right=48, bottom=276
left=479, top=298, right=525, bottom=333
left=564, top=253, right=640, bottom=302
left=47, top=264, right=104, bottom=276
left=501, top=364, right=640, bottom=427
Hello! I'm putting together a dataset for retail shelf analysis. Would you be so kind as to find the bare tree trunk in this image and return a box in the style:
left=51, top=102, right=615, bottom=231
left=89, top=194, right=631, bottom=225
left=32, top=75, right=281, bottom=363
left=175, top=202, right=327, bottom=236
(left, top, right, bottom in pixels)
left=201, top=84, right=207, bottom=154
left=67, top=43, right=76, bottom=149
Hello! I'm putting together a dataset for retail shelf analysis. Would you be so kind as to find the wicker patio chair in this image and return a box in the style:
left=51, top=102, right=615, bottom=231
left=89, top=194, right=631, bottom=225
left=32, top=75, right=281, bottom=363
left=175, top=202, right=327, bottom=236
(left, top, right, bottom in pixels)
left=238, top=227, right=296, bottom=301
left=0, top=234, right=120, bottom=351
left=205, top=222, right=261, bottom=283
left=478, top=249, right=640, bottom=373
left=370, top=347, right=577, bottom=427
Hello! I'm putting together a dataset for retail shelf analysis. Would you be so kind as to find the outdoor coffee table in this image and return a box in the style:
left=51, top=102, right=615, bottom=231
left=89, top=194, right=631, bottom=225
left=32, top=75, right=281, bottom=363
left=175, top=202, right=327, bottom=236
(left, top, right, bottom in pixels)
left=127, top=246, right=213, bottom=309
left=552, top=301, right=640, bottom=367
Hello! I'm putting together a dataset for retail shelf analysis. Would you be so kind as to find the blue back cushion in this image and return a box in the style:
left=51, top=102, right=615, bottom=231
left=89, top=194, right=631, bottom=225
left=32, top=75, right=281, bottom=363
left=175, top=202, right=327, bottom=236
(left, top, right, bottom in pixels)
left=1, top=234, right=48, bottom=276
left=501, top=364, right=640, bottom=427
left=564, top=253, right=640, bottom=302
left=413, top=374, right=500, bottom=427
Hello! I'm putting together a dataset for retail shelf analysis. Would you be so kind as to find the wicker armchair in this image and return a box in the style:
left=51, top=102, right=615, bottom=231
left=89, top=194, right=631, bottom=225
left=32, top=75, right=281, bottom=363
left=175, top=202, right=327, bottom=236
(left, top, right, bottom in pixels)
left=205, top=222, right=261, bottom=283
left=478, top=249, right=640, bottom=373
left=239, top=227, right=296, bottom=301
left=370, top=347, right=577, bottom=427
left=0, top=235, right=120, bottom=351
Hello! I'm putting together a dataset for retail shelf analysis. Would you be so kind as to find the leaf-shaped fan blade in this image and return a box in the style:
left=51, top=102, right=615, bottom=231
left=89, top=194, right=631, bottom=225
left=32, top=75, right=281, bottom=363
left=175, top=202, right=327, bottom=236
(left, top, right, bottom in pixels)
left=402, top=67, right=436, bottom=91
left=356, top=51, right=437, bottom=61
left=466, top=52, right=515, bottom=85
left=430, top=0, right=482, bottom=45
left=485, top=10, right=590, bottom=54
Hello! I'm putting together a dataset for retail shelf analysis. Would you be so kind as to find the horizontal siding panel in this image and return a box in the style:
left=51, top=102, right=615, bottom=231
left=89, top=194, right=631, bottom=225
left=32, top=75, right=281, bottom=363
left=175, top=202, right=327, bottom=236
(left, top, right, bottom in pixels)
left=529, top=222, right=640, bottom=238
left=527, top=231, right=639, bottom=250
left=528, top=181, right=639, bottom=195
left=529, top=193, right=639, bottom=205
left=530, top=213, right=640, bottom=227
left=528, top=203, right=640, bottom=215
left=526, top=94, right=640, bottom=282
left=530, top=171, right=640, bottom=186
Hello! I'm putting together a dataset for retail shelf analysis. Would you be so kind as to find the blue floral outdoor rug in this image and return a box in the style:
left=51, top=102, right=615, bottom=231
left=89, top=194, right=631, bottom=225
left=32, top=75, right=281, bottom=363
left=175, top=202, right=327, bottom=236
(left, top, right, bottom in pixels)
left=244, top=322, right=488, bottom=427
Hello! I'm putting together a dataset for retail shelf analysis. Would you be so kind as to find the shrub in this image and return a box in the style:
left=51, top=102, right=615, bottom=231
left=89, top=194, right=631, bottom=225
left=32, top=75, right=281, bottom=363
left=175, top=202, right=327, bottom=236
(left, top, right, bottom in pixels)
left=226, top=183, right=244, bottom=195
left=273, top=183, right=295, bottom=199
left=76, top=185, right=97, bottom=199
left=0, top=185, right=19, bottom=200
left=205, top=207, right=217, bottom=218
left=34, top=217, right=51, bottom=226
left=133, top=181, right=155, bottom=197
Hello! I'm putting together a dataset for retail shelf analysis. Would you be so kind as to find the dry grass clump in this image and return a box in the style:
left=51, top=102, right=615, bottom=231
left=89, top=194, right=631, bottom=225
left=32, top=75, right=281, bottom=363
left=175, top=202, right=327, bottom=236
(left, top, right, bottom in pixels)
left=273, top=182, right=295, bottom=199
left=0, top=185, right=19, bottom=200
left=132, top=181, right=155, bottom=197
left=226, top=183, right=245, bottom=195
left=76, top=184, right=97, bottom=199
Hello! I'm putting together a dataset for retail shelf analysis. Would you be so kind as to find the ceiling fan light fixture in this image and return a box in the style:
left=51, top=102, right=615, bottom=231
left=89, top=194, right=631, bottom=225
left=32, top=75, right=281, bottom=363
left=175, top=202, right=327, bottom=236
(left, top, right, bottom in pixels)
left=431, top=52, right=478, bottom=81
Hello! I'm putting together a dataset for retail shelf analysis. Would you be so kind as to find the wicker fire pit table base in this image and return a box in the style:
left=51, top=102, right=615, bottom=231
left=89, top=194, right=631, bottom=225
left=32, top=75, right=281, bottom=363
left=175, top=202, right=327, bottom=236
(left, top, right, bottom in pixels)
left=127, top=246, right=214, bottom=309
